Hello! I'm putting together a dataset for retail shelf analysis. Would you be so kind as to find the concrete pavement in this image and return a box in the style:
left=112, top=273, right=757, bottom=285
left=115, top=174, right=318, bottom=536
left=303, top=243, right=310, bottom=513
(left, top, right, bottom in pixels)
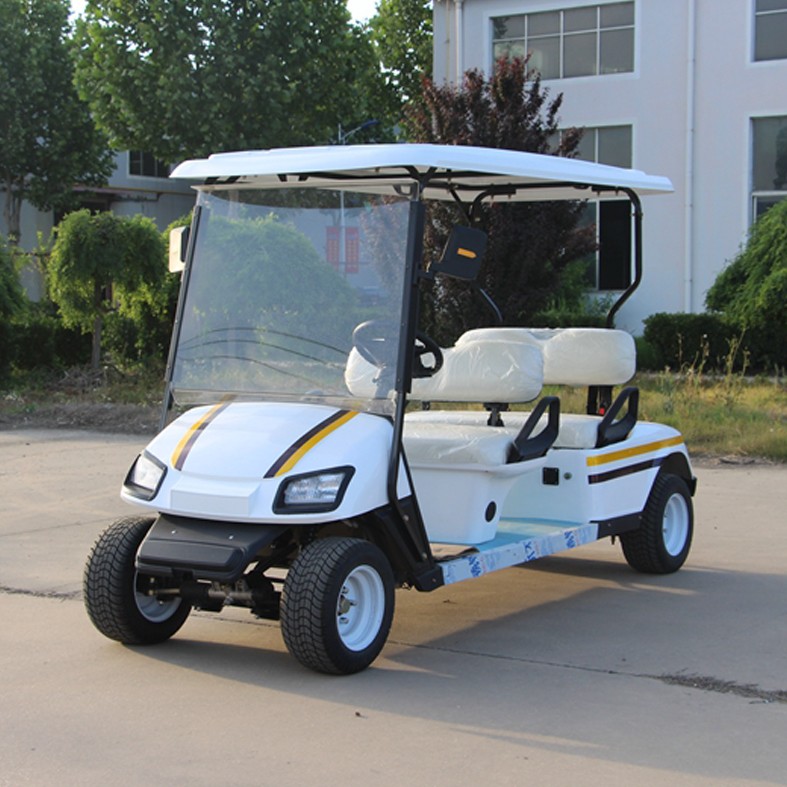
left=1, top=429, right=785, bottom=786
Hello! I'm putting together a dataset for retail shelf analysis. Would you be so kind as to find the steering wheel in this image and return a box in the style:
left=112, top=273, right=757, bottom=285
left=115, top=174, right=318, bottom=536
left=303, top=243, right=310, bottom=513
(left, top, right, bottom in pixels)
left=412, top=331, right=444, bottom=378
left=352, top=320, right=443, bottom=378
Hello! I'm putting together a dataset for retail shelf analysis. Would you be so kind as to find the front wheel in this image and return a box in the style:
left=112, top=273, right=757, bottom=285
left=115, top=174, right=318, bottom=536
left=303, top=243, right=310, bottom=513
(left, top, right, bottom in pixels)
left=621, top=473, right=694, bottom=574
left=280, top=537, right=395, bottom=674
left=84, top=515, right=191, bottom=644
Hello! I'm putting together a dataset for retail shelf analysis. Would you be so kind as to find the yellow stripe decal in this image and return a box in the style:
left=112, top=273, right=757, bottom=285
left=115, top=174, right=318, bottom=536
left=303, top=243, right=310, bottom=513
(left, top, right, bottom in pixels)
left=586, top=435, right=684, bottom=467
left=171, top=401, right=230, bottom=471
left=265, top=410, right=359, bottom=479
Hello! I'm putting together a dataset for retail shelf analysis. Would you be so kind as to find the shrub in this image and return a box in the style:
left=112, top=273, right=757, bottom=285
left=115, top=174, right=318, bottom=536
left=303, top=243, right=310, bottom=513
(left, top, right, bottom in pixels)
left=706, top=199, right=787, bottom=369
left=642, top=312, right=742, bottom=371
left=9, top=302, right=91, bottom=371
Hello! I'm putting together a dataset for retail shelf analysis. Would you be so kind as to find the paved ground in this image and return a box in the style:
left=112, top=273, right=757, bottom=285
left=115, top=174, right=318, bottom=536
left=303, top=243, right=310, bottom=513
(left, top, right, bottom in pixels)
left=1, top=429, right=785, bottom=786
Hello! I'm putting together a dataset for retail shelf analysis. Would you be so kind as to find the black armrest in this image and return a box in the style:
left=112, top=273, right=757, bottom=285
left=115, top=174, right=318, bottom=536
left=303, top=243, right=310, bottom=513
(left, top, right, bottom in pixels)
left=595, top=386, right=639, bottom=448
left=507, top=396, right=560, bottom=463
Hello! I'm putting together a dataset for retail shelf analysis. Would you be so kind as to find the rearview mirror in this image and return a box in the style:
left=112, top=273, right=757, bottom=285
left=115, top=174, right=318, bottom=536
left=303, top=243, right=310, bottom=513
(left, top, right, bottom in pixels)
left=168, top=226, right=190, bottom=273
left=430, top=226, right=487, bottom=281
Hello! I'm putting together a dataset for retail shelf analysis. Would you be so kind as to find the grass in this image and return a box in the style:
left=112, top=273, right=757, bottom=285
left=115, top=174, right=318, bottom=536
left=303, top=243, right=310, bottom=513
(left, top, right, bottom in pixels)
left=2, top=363, right=786, bottom=462
left=537, top=371, right=787, bottom=461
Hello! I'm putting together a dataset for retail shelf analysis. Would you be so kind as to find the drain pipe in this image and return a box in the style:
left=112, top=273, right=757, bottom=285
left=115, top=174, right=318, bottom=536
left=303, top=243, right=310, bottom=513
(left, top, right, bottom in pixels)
left=683, top=0, right=697, bottom=312
left=455, top=0, right=464, bottom=83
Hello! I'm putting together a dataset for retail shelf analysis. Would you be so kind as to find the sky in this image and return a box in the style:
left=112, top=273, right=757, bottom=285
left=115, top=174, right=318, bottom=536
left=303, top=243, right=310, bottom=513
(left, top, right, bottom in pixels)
left=70, top=1, right=379, bottom=23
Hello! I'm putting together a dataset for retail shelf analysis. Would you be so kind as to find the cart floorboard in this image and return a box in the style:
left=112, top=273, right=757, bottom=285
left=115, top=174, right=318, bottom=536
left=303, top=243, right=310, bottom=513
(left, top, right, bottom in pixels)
left=434, top=520, right=599, bottom=585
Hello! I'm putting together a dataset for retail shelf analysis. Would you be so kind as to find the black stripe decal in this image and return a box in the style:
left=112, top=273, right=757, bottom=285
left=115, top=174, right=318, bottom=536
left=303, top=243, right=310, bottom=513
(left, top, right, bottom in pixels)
left=588, top=456, right=663, bottom=485
left=174, top=401, right=231, bottom=471
left=263, top=409, right=350, bottom=479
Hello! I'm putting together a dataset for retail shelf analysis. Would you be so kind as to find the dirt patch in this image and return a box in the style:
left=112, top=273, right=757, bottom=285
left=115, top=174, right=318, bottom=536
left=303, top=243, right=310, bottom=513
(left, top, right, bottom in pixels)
left=0, top=401, right=161, bottom=435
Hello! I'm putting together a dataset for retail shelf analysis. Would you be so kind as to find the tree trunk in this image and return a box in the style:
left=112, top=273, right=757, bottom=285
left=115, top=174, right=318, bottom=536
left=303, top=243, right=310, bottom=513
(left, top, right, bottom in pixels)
left=91, top=281, right=103, bottom=371
left=91, top=313, right=102, bottom=371
left=2, top=181, right=23, bottom=246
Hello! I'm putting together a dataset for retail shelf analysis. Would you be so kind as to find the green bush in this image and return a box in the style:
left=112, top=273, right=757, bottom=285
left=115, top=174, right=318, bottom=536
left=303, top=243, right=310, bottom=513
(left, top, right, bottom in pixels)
left=102, top=270, right=180, bottom=367
left=705, top=199, right=787, bottom=369
left=642, top=312, right=743, bottom=371
left=8, top=302, right=91, bottom=371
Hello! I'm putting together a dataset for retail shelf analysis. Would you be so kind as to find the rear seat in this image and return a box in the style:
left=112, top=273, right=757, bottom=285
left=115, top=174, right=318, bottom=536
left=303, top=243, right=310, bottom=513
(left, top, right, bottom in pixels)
left=346, top=327, right=637, bottom=466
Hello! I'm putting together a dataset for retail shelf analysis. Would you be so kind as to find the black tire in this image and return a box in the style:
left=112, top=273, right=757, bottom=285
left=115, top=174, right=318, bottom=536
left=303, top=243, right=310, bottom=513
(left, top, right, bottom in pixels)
left=280, top=537, right=395, bottom=674
left=84, top=515, right=191, bottom=645
left=621, top=473, right=694, bottom=574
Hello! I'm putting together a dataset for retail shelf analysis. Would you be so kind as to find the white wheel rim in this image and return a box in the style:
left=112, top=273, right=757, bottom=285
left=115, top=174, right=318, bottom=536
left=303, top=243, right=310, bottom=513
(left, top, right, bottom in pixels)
left=336, top=564, right=385, bottom=652
left=662, top=493, right=690, bottom=556
left=134, top=572, right=182, bottom=623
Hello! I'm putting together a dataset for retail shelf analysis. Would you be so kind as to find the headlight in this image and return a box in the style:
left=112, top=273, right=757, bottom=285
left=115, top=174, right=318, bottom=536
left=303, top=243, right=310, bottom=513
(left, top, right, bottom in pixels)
left=123, top=452, right=167, bottom=501
left=274, top=467, right=354, bottom=514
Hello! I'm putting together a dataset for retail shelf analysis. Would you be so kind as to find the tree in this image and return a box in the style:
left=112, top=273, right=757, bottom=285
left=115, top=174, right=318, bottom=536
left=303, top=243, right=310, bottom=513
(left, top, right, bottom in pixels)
left=74, top=0, right=394, bottom=162
left=0, top=237, right=26, bottom=322
left=705, top=198, right=787, bottom=368
left=0, top=0, right=113, bottom=245
left=404, top=58, right=595, bottom=341
left=370, top=0, right=433, bottom=109
left=48, top=211, right=166, bottom=369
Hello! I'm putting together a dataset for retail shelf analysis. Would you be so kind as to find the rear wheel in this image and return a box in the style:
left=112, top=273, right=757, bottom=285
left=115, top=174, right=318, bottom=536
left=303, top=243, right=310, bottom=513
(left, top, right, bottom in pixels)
left=621, top=473, right=693, bottom=574
left=84, top=515, right=191, bottom=644
left=280, top=537, right=394, bottom=674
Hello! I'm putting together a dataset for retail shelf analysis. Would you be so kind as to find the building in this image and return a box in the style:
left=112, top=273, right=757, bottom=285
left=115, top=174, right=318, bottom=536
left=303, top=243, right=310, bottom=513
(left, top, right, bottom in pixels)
left=7, top=151, right=196, bottom=249
left=5, top=151, right=195, bottom=299
left=433, top=0, right=787, bottom=332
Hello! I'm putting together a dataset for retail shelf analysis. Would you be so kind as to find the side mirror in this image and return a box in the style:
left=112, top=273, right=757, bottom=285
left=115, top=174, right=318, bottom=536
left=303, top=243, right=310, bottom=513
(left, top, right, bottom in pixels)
left=429, top=226, right=487, bottom=281
left=168, top=226, right=190, bottom=273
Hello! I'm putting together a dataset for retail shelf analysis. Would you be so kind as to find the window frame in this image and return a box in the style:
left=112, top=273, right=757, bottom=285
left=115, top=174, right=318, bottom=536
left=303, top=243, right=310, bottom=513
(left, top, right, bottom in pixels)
left=753, top=0, right=787, bottom=62
left=751, top=115, right=787, bottom=220
left=128, top=151, right=171, bottom=179
left=571, top=125, right=635, bottom=291
left=491, top=2, right=635, bottom=80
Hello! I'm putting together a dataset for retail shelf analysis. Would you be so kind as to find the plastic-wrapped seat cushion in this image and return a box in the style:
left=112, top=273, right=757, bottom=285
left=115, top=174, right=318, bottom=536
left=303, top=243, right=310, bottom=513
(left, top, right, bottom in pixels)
left=402, top=422, right=515, bottom=466
left=405, top=409, right=602, bottom=450
left=345, top=338, right=543, bottom=403
left=455, top=327, right=636, bottom=386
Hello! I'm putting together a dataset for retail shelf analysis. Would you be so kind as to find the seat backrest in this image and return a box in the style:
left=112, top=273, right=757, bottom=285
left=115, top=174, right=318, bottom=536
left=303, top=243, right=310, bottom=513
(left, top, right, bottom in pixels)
left=455, top=327, right=636, bottom=386
left=345, top=336, right=543, bottom=402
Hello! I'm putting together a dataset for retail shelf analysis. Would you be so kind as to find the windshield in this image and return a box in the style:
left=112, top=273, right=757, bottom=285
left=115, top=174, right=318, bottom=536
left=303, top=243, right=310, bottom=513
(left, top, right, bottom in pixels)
left=170, top=188, right=410, bottom=414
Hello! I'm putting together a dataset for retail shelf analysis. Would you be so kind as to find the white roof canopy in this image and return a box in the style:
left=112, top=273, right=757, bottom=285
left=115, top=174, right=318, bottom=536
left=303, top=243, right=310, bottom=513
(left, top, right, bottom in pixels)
left=170, top=143, right=673, bottom=203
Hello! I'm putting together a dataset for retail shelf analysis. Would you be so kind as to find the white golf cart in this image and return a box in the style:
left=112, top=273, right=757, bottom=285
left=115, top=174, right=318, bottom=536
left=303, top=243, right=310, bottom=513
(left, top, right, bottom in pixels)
left=84, top=144, right=695, bottom=674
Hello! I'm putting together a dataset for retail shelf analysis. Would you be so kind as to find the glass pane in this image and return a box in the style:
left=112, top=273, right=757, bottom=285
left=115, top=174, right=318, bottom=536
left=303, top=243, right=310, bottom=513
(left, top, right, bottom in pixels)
left=757, top=0, right=787, bottom=12
left=528, top=11, right=560, bottom=36
left=755, top=13, right=787, bottom=60
left=494, top=41, right=527, bottom=61
left=753, top=116, right=787, bottom=191
left=564, top=7, right=597, bottom=33
left=575, top=129, right=597, bottom=162
left=172, top=190, right=409, bottom=411
left=600, top=28, right=634, bottom=73
left=564, top=32, right=597, bottom=77
left=754, top=195, right=786, bottom=219
left=601, top=2, right=635, bottom=27
left=493, top=15, right=524, bottom=40
left=598, top=126, right=632, bottom=168
left=529, top=37, right=560, bottom=79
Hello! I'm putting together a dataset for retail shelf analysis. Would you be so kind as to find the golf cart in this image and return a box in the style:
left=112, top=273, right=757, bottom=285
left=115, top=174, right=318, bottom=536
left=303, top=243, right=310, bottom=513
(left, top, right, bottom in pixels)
left=84, top=144, right=696, bottom=674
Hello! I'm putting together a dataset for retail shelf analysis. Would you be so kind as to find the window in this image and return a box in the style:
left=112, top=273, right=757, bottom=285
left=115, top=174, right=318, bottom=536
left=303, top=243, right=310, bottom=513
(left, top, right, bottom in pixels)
left=129, top=151, right=170, bottom=178
left=326, top=226, right=360, bottom=275
left=492, top=2, right=634, bottom=79
left=754, top=0, right=787, bottom=61
left=574, top=126, right=633, bottom=290
left=752, top=116, right=787, bottom=218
